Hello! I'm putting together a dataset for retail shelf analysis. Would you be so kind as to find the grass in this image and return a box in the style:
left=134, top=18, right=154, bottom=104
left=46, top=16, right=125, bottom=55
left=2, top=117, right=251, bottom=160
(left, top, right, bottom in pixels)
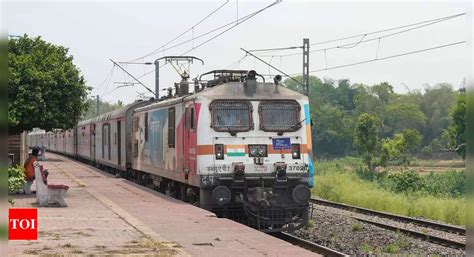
left=352, top=223, right=363, bottom=232
left=313, top=158, right=465, bottom=225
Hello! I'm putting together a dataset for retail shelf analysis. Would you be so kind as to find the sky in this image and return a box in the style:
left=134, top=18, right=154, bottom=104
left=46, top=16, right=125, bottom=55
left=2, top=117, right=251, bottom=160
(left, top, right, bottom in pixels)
left=3, top=0, right=472, bottom=104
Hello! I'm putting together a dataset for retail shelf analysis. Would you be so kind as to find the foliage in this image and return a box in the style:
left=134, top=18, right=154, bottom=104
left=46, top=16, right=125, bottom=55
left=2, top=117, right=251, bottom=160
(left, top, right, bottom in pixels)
left=355, top=168, right=465, bottom=198
left=384, top=103, right=427, bottom=134
left=8, top=165, right=26, bottom=193
left=8, top=35, right=90, bottom=134
left=443, top=93, right=465, bottom=160
left=313, top=171, right=465, bottom=225
left=355, top=113, right=379, bottom=171
left=82, top=98, right=124, bottom=120
left=381, top=129, right=422, bottom=166
left=284, top=76, right=460, bottom=159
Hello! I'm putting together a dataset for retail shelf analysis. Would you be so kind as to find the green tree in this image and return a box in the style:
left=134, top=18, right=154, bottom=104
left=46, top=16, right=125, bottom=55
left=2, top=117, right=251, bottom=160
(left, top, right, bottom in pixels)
left=443, top=93, right=465, bottom=160
left=384, top=103, right=427, bottom=135
left=8, top=35, right=90, bottom=134
left=355, top=113, right=380, bottom=171
left=383, top=129, right=422, bottom=167
left=419, top=84, right=457, bottom=145
left=82, top=98, right=124, bottom=120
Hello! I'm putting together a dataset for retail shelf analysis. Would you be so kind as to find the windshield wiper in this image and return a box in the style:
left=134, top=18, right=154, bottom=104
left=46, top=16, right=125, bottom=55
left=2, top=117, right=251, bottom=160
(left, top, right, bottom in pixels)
left=287, top=117, right=306, bottom=130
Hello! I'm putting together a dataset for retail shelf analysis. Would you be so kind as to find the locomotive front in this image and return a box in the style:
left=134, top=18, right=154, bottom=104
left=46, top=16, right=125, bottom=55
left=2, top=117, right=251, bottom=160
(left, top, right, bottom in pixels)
left=195, top=71, right=314, bottom=231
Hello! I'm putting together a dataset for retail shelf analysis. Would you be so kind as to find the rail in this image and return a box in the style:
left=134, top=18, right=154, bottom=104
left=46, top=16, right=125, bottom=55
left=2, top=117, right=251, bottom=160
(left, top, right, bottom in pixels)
left=272, top=232, right=349, bottom=257
left=310, top=198, right=465, bottom=235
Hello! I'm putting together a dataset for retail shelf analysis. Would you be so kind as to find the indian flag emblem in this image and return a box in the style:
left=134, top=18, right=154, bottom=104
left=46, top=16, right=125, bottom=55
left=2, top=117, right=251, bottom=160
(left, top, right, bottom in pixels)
left=226, top=145, right=246, bottom=157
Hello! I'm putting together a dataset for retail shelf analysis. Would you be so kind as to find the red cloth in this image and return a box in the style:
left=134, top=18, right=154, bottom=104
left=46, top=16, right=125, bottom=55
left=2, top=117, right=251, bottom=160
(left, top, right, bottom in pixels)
left=23, top=156, right=47, bottom=183
left=23, top=156, right=37, bottom=180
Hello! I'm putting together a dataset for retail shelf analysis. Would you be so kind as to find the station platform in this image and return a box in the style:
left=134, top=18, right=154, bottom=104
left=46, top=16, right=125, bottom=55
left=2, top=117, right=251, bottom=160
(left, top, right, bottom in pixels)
left=9, top=153, right=317, bottom=256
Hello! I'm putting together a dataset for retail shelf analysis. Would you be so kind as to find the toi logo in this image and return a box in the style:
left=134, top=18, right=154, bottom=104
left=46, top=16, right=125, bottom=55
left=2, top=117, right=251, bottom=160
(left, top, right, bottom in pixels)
left=9, top=208, right=38, bottom=240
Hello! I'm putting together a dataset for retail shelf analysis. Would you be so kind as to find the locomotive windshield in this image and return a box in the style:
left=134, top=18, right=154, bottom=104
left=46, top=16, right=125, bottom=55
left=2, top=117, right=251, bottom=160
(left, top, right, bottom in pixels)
left=259, top=101, right=301, bottom=132
left=210, top=100, right=252, bottom=132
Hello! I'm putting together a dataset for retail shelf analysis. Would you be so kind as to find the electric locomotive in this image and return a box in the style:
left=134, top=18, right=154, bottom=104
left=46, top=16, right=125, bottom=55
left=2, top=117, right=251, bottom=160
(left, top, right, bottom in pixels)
left=132, top=69, right=314, bottom=231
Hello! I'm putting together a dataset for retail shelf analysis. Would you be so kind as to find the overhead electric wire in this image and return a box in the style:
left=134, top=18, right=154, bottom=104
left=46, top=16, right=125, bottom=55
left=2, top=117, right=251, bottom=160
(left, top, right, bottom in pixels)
left=247, top=45, right=302, bottom=53
left=180, top=0, right=281, bottom=56
left=225, top=54, right=248, bottom=69
left=132, top=0, right=281, bottom=62
left=284, top=41, right=466, bottom=76
left=122, top=0, right=281, bottom=83
left=254, top=12, right=465, bottom=57
left=309, top=12, right=465, bottom=46
left=94, top=65, right=115, bottom=97
left=129, top=0, right=230, bottom=62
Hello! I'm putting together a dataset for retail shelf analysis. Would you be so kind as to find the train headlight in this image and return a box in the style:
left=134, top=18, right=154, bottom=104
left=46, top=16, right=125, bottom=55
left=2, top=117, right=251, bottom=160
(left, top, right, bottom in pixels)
left=249, top=145, right=267, bottom=157
left=215, top=144, right=224, bottom=160
left=250, top=147, right=258, bottom=157
left=292, top=144, right=301, bottom=159
left=212, top=186, right=232, bottom=206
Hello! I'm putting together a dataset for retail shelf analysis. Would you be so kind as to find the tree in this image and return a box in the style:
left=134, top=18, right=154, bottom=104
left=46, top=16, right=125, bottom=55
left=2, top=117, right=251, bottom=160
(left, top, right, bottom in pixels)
left=443, top=93, right=465, bottom=160
left=419, top=84, right=457, bottom=145
left=384, top=103, right=427, bottom=135
left=82, top=99, right=124, bottom=120
left=383, top=129, right=422, bottom=167
left=355, top=113, right=380, bottom=171
left=8, top=35, right=90, bottom=134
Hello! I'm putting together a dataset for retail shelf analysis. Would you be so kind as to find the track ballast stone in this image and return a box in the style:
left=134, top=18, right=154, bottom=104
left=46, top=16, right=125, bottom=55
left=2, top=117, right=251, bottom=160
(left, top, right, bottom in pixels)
left=292, top=205, right=465, bottom=256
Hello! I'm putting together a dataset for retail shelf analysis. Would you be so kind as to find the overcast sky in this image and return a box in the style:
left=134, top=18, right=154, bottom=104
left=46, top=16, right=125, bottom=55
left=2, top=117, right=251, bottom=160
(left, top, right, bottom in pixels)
left=3, top=0, right=472, bottom=104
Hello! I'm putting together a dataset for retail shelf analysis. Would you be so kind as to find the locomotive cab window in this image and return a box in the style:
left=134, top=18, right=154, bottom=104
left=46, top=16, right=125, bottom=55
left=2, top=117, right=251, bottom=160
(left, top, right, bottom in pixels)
left=259, top=101, right=301, bottom=132
left=210, top=100, right=252, bottom=132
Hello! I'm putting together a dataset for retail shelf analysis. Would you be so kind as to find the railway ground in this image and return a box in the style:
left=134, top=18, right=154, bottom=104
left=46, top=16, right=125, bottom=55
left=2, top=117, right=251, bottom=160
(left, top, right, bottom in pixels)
left=8, top=153, right=318, bottom=256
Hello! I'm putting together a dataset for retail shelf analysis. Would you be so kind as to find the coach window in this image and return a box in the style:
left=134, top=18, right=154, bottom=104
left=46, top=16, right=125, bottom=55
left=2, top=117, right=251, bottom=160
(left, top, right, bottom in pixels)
left=168, top=107, right=175, bottom=148
left=144, top=112, right=148, bottom=142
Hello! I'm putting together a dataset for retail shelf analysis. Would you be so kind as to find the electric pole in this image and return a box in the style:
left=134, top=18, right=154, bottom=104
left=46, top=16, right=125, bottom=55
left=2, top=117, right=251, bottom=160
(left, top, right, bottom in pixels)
left=96, top=95, right=99, bottom=116
left=303, top=38, right=309, bottom=96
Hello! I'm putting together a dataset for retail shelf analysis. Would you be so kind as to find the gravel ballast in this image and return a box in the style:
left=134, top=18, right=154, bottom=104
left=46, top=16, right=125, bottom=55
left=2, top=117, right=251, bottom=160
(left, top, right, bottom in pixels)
left=292, top=205, right=465, bottom=256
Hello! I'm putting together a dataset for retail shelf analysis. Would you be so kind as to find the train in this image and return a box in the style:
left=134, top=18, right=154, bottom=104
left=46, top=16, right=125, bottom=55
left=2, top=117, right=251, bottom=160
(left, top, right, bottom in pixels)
left=28, top=69, right=315, bottom=232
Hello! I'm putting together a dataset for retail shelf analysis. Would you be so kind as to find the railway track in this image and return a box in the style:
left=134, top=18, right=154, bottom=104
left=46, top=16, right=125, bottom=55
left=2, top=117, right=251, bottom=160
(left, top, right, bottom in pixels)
left=273, top=232, right=349, bottom=257
left=310, top=198, right=466, bottom=249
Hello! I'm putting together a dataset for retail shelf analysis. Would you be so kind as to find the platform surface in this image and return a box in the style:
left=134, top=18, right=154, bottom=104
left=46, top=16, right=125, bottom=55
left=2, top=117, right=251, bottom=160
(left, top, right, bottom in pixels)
left=9, top=153, right=318, bottom=256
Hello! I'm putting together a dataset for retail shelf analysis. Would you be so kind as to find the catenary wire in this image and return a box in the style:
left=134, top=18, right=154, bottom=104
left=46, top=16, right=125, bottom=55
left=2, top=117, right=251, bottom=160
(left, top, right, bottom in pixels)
left=129, top=1, right=230, bottom=62
left=284, top=41, right=466, bottom=76
left=252, top=12, right=465, bottom=57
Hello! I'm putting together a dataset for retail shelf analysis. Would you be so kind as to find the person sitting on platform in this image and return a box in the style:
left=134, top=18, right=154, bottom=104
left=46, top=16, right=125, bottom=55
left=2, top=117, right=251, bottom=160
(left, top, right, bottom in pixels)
left=22, top=147, right=48, bottom=194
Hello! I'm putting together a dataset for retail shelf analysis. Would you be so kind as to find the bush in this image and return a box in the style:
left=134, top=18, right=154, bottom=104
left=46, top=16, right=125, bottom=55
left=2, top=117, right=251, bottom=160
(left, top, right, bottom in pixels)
left=313, top=172, right=465, bottom=225
left=386, top=171, right=423, bottom=194
left=8, top=165, right=26, bottom=193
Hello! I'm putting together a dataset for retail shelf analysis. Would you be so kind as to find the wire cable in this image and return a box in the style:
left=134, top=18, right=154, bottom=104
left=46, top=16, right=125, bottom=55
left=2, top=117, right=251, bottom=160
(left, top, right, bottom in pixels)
left=310, top=12, right=465, bottom=46
left=129, top=1, right=230, bottom=62
left=179, top=0, right=281, bottom=56
left=135, top=0, right=281, bottom=61
left=285, top=41, right=465, bottom=76
left=255, top=12, right=465, bottom=57
left=122, top=0, right=281, bottom=82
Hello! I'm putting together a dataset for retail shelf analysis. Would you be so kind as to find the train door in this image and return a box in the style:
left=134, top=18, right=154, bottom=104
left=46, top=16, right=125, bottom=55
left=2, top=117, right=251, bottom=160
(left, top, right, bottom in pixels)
left=184, top=105, right=197, bottom=177
left=102, top=123, right=111, bottom=160
left=117, top=120, right=121, bottom=166
left=91, top=124, right=96, bottom=161
left=184, top=107, right=190, bottom=175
